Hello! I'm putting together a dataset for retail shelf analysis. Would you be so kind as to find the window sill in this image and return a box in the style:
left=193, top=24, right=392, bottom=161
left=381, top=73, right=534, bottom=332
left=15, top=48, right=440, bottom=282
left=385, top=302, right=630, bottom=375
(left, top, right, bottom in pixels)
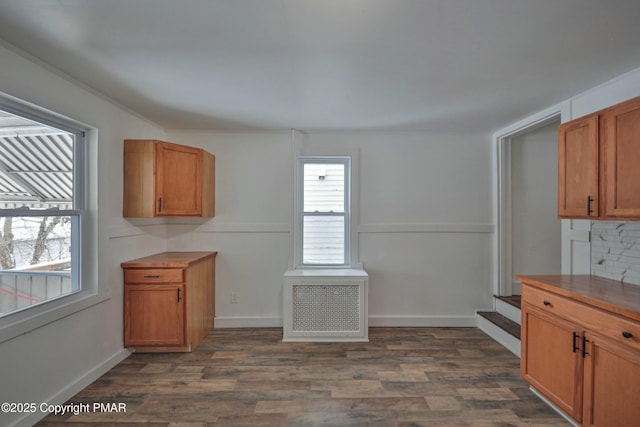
left=284, top=268, right=368, bottom=278
left=0, top=291, right=110, bottom=344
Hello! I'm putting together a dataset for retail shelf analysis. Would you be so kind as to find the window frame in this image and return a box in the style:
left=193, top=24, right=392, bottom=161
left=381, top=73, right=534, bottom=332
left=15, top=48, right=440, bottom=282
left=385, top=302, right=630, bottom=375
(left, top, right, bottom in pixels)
left=296, top=156, right=351, bottom=268
left=0, top=92, right=101, bottom=343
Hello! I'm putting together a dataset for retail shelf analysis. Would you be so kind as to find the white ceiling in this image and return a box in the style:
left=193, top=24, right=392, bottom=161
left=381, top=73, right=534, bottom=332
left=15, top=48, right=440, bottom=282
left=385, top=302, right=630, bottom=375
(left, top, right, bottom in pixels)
left=0, top=0, right=639, bottom=133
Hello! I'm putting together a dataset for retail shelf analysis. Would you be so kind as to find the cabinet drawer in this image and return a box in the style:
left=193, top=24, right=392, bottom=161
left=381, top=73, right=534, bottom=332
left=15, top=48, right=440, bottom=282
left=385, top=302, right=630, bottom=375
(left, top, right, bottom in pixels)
left=523, top=284, right=640, bottom=352
left=124, top=268, right=184, bottom=284
left=522, top=284, right=585, bottom=321
left=578, top=303, right=640, bottom=353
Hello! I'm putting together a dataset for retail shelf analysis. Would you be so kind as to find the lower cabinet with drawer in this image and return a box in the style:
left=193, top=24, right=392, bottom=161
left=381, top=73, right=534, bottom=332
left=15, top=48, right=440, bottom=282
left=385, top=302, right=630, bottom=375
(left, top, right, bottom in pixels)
left=122, top=251, right=217, bottom=352
left=518, top=275, right=640, bottom=426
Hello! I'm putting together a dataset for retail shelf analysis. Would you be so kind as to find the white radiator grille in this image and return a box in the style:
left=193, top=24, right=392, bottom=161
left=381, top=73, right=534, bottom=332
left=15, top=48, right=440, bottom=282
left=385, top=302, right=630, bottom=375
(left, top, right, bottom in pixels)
left=283, top=270, right=368, bottom=342
left=292, top=284, right=360, bottom=332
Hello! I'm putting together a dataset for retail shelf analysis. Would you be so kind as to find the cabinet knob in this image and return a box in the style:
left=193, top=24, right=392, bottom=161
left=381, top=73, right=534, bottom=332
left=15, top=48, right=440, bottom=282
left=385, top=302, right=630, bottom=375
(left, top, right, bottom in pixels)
left=543, top=300, right=551, bottom=306
left=622, top=331, right=633, bottom=339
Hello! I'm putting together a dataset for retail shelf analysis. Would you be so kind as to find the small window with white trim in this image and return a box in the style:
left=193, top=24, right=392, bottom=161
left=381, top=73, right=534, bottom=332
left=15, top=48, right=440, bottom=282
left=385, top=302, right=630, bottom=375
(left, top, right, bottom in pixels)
left=297, top=156, right=350, bottom=266
left=0, top=105, right=84, bottom=318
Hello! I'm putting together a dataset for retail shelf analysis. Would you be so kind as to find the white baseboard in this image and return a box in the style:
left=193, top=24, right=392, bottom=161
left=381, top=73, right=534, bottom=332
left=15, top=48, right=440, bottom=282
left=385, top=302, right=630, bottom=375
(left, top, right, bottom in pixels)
left=495, top=298, right=521, bottom=325
left=13, top=348, right=131, bottom=427
left=477, top=315, right=521, bottom=357
left=214, top=316, right=282, bottom=328
left=368, top=315, right=477, bottom=327
left=214, top=315, right=478, bottom=329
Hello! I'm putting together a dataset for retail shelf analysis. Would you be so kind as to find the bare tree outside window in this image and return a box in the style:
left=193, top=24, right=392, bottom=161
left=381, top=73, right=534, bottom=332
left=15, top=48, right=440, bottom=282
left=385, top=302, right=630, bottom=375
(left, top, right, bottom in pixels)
left=0, top=216, right=71, bottom=270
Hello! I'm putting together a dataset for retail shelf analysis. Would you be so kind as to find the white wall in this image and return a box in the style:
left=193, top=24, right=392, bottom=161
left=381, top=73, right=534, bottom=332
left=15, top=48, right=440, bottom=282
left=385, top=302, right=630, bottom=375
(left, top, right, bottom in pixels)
left=167, top=130, right=495, bottom=327
left=0, top=43, right=168, bottom=427
left=511, top=122, right=562, bottom=286
left=570, top=68, right=640, bottom=119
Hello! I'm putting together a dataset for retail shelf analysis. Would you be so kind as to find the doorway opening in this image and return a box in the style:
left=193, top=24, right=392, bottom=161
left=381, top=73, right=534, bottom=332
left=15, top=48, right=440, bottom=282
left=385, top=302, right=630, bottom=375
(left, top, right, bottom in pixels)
left=509, top=120, right=562, bottom=294
left=494, top=105, right=568, bottom=297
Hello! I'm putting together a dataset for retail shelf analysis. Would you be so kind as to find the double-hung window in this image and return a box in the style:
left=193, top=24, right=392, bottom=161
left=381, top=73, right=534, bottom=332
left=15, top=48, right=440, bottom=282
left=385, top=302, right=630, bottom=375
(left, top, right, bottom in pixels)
left=0, top=104, right=84, bottom=319
left=298, top=157, right=350, bottom=266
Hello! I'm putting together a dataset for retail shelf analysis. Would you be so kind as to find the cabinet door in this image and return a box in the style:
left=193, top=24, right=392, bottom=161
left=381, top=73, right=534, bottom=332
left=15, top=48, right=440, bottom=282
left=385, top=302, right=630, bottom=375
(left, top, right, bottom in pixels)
left=558, top=115, right=599, bottom=218
left=155, top=142, right=202, bottom=216
left=604, top=97, right=640, bottom=219
left=521, top=305, right=583, bottom=421
left=582, top=333, right=640, bottom=426
left=124, top=283, right=185, bottom=346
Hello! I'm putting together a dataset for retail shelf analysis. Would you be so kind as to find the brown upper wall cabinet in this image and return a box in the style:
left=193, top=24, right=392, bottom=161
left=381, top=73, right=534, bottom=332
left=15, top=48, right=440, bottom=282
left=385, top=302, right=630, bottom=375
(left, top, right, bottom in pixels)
left=558, top=114, right=600, bottom=218
left=123, top=139, right=215, bottom=218
left=604, top=97, right=640, bottom=219
left=558, top=96, right=640, bottom=220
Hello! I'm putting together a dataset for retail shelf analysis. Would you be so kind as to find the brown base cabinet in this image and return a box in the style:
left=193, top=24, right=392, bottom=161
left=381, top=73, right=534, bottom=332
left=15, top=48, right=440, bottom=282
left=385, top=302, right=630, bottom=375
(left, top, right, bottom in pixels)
left=125, top=283, right=186, bottom=347
left=521, top=306, right=583, bottom=420
left=519, top=275, right=640, bottom=426
left=122, top=252, right=216, bottom=352
left=583, top=332, right=640, bottom=426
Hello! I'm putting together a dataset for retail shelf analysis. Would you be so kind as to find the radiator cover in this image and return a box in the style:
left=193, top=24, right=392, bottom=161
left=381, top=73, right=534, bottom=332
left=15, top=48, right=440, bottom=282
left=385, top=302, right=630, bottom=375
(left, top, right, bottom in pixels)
left=283, top=269, right=368, bottom=342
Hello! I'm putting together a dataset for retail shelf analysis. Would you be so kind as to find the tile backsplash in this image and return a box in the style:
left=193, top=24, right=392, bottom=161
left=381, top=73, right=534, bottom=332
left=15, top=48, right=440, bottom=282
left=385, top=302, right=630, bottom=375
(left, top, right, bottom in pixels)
left=591, top=221, right=640, bottom=285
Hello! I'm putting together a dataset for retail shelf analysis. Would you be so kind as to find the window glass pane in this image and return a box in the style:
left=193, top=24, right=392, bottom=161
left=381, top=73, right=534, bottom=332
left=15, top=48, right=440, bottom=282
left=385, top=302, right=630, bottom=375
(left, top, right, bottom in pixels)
left=0, top=216, right=76, bottom=316
left=0, top=107, right=80, bottom=318
left=303, top=215, right=345, bottom=264
left=303, top=163, right=344, bottom=213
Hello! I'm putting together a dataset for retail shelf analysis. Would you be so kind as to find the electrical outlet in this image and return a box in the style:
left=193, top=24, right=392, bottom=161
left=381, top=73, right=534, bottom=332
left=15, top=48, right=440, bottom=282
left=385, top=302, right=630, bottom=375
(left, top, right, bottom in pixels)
left=230, top=292, right=238, bottom=304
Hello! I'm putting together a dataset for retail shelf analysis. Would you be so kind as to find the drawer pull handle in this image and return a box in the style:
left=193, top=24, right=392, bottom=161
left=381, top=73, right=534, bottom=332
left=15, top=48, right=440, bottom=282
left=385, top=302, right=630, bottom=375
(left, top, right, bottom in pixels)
left=177, top=288, right=182, bottom=302
left=144, top=275, right=161, bottom=279
left=587, top=195, right=594, bottom=216
left=572, top=332, right=580, bottom=353
left=622, top=331, right=633, bottom=339
left=543, top=300, right=551, bottom=306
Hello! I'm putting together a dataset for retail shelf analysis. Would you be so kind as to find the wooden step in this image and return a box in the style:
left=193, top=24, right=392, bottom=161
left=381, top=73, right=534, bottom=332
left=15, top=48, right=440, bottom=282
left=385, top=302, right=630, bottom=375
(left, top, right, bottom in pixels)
left=477, top=311, right=521, bottom=340
left=495, top=295, right=521, bottom=310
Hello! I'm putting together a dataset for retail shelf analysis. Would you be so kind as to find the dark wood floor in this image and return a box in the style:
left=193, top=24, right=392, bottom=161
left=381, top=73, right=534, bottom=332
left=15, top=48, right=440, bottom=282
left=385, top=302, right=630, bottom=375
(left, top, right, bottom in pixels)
left=38, top=327, right=568, bottom=426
